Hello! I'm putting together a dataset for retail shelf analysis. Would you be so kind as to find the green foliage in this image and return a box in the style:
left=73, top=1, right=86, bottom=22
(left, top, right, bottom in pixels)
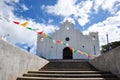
left=102, top=41, right=120, bottom=53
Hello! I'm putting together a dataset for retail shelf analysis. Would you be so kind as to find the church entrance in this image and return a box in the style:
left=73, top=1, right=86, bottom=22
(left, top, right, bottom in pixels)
left=63, top=47, right=73, bottom=59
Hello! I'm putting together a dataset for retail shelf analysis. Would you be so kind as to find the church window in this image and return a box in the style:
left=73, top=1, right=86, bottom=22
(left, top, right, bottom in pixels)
left=92, top=36, right=96, bottom=40
left=65, top=37, right=70, bottom=41
left=82, top=45, right=85, bottom=48
left=66, top=26, right=69, bottom=30
left=51, top=46, right=53, bottom=48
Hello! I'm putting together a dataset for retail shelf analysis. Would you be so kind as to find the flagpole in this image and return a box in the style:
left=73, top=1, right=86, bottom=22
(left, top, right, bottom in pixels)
left=106, top=33, right=110, bottom=52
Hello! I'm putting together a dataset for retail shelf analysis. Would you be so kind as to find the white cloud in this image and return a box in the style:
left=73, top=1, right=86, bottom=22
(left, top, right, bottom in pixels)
left=48, top=19, right=53, bottom=24
left=74, top=0, right=93, bottom=26
left=16, top=42, right=36, bottom=54
left=0, top=0, right=57, bottom=46
left=28, top=21, right=58, bottom=34
left=94, top=0, right=120, bottom=14
left=0, top=19, right=37, bottom=44
left=83, top=11, right=120, bottom=46
left=77, top=14, right=89, bottom=26
left=21, top=4, right=29, bottom=11
left=42, top=0, right=120, bottom=26
left=42, top=0, right=93, bottom=26
left=14, top=0, right=19, bottom=3
left=43, top=0, right=77, bottom=17
left=30, top=46, right=36, bottom=54
left=0, top=17, right=57, bottom=44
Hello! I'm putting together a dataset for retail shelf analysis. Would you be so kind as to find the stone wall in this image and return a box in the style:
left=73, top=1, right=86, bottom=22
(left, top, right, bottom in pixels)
left=90, top=46, right=120, bottom=77
left=0, top=39, right=49, bottom=80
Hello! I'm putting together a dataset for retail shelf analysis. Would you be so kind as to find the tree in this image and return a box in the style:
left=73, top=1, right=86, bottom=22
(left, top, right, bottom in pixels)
left=101, top=41, right=120, bottom=53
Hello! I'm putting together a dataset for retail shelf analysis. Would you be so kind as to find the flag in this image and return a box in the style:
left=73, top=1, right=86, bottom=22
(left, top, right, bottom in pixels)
left=88, top=54, right=91, bottom=58
left=56, top=40, right=63, bottom=44
left=73, top=49, right=77, bottom=53
left=53, top=40, right=56, bottom=44
left=13, top=21, right=20, bottom=24
left=38, top=31, right=43, bottom=35
left=83, top=52, right=88, bottom=56
left=0, top=15, right=2, bottom=20
left=47, top=35, right=53, bottom=40
left=77, top=50, right=83, bottom=54
left=66, top=43, right=69, bottom=46
left=32, top=28, right=39, bottom=32
left=26, top=27, right=33, bottom=30
left=43, top=33, right=48, bottom=37
left=63, top=42, right=66, bottom=46
left=20, top=22, right=28, bottom=27
left=93, top=55, right=97, bottom=58
left=70, top=47, right=74, bottom=52
left=79, top=51, right=83, bottom=54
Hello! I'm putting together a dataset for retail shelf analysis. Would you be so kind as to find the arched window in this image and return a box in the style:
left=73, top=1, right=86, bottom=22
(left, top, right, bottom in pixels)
left=66, top=26, right=69, bottom=30
left=65, top=37, right=70, bottom=41
left=92, top=36, right=96, bottom=40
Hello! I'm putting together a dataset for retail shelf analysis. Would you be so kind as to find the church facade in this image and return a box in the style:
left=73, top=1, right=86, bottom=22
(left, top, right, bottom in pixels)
left=36, top=21, right=100, bottom=59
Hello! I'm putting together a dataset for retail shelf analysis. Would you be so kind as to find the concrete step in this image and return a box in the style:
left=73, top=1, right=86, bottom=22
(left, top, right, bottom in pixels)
left=41, top=60, right=96, bottom=71
left=17, top=60, right=119, bottom=80
left=28, top=70, right=110, bottom=74
left=48, top=59, right=89, bottom=62
left=42, top=65, right=95, bottom=68
left=17, top=77, right=118, bottom=80
left=23, top=73, right=117, bottom=78
left=39, top=68, right=96, bottom=71
left=41, top=67, right=96, bottom=70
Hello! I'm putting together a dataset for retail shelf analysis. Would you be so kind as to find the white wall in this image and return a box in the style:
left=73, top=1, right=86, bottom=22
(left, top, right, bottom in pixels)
left=0, top=39, right=49, bottom=80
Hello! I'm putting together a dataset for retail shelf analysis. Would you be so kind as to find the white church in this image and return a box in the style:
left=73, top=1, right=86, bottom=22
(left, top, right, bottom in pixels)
left=36, top=20, right=100, bottom=59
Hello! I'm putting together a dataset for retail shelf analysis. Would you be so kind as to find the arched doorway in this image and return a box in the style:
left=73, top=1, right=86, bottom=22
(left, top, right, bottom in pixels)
left=63, top=47, right=73, bottom=59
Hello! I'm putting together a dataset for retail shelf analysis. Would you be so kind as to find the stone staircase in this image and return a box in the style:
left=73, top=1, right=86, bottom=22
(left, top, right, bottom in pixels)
left=17, top=60, right=119, bottom=80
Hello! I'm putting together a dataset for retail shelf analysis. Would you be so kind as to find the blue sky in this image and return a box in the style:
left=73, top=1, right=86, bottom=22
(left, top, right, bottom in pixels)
left=12, top=0, right=112, bottom=30
left=0, top=0, right=120, bottom=54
